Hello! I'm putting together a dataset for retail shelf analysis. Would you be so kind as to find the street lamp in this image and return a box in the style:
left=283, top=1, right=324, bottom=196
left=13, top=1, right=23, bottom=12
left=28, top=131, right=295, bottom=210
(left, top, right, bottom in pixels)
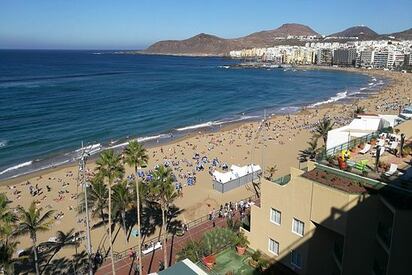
left=79, top=142, right=94, bottom=275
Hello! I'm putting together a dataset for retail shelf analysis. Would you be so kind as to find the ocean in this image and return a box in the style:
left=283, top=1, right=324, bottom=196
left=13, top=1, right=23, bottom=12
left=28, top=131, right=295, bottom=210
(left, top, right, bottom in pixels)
left=0, top=50, right=384, bottom=179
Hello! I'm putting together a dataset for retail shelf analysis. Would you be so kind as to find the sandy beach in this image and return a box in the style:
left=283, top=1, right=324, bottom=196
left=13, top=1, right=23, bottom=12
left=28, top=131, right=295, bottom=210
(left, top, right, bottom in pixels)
left=2, top=68, right=411, bottom=262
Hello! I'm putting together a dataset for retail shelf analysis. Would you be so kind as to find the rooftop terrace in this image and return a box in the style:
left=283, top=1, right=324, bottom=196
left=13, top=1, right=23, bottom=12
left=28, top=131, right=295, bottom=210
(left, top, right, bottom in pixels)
left=315, top=128, right=412, bottom=192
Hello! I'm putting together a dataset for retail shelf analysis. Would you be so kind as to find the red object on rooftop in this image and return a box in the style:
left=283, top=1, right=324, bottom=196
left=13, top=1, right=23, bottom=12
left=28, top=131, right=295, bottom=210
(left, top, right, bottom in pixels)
left=338, top=157, right=348, bottom=170
left=203, top=255, right=216, bottom=269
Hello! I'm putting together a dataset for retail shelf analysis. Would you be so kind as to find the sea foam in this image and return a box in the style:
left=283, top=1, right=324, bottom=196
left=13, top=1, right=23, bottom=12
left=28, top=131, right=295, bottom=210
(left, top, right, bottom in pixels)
left=0, top=161, right=33, bottom=176
left=309, top=91, right=348, bottom=108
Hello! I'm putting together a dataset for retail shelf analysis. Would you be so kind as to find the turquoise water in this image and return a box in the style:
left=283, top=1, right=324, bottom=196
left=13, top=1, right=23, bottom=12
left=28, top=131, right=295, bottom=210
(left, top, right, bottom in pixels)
left=0, top=50, right=382, bottom=179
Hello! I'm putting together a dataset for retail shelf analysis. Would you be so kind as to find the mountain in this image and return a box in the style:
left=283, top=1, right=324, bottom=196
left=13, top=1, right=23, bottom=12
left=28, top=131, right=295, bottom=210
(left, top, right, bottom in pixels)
left=145, top=23, right=319, bottom=56
left=386, top=28, right=412, bottom=40
left=144, top=24, right=411, bottom=56
left=328, top=25, right=379, bottom=40
left=145, top=33, right=236, bottom=56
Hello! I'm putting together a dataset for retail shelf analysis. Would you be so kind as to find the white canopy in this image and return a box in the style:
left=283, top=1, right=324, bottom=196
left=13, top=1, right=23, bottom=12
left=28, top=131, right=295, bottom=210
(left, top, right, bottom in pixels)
left=212, top=164, right=261, bottom=184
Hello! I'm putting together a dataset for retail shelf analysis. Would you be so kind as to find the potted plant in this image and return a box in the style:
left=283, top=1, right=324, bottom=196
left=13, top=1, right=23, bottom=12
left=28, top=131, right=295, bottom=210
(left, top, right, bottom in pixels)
left=337, top=156, right=347, bottom=170
left=249, top=250, right=261, bottom=268
left=326, top=155, right=335, bottom=166
left=202, top=227, right=236, bottom=269
left=235, top=232, right=249, bottom=255
left=257, top=258, right=269, bottom=272
left=203, top=255, right=216, bottom=269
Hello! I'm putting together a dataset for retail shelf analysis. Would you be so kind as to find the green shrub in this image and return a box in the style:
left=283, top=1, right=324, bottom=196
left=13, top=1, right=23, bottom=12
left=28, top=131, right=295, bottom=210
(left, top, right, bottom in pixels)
left=251, top=250, right=262, bottom=262
left=235, top=232, right=250, bottom=247
left=226, top=218, right=240, bottom=231
left=177, top=240, right=203, bottom=263
left=202, top=227, right=237, bottom=256
left=257, top=258, right=269, bottom=270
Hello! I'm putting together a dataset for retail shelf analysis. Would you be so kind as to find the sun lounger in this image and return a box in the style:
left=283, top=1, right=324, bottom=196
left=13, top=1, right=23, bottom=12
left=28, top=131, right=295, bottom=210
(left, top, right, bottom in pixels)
left=385, top=164, right=398, bottom=176
left=354, top=160, right=368, bottom=172
left=359, top=144, right=371, bottom=154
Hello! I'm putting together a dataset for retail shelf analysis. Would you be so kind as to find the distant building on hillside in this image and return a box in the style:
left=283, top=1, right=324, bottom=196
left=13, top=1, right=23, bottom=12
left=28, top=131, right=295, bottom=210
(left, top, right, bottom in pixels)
left=316, top=49, right=333, bottom=65
left=358, top=50, right=374, bottom=67
left=373, top=51, right=389, bottom=68
left=333, top=48, right=357, bottom=66
left=404, top=53, right=412, bottom=69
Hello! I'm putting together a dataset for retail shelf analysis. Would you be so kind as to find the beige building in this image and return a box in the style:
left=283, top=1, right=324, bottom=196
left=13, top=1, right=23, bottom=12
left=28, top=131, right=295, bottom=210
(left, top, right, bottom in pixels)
left=242, top=161, right=412, bottom=275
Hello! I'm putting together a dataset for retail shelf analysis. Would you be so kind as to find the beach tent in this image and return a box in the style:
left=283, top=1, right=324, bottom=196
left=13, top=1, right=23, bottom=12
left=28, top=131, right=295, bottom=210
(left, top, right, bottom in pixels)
left=212, top=164, right=261, bottom=193
left=326, top=114, right=394, bottom=151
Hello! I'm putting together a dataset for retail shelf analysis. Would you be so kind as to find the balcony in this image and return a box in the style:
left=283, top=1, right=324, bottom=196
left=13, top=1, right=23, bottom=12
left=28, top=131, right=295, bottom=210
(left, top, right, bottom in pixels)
left=313, top=130, right=412, bottom=193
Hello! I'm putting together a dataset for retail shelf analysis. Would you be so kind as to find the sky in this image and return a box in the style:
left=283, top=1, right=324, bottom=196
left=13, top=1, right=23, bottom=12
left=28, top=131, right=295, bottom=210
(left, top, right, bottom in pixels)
left=0, top=0, right=411, bottom=50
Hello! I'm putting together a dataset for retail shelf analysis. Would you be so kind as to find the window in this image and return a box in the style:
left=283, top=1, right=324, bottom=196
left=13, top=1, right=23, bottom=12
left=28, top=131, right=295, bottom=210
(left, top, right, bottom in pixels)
left=292, top=218, right=304, bottom=236
left=291, top=250, right=302, bottom=268
left=268, top=238, right=279, bottom=255
left=270, top=208, right=281, bottom=225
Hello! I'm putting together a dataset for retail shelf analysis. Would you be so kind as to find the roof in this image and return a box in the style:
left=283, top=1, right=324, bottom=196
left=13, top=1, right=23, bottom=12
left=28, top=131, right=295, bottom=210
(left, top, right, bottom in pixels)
left=212, top=164, right=261, bottom=184
left=348, top=116, right=382, bottom=131
left=154, top=259, right=208, bottom=275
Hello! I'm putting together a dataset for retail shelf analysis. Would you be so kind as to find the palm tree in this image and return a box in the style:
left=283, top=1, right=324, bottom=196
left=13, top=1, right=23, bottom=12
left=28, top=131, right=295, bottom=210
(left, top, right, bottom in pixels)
left=299, top=138, right=319, bottom=161
left=146, top=165, right=177, bottom=268
left=15, top=202, right=54, bottom=275
left=0, top=239, right=21, bottom=274
left=95, top=150, right=124, bottom=275
left=314, top=117, right=335, bottom=145
left=112, top=181, right=133, bottom=245
left=264, top=165, right=278, bottom=181
left=78, top=175, right=109, bottom=224
left=123, top=140, right=148, bottom=275
left=354, top=105, right=365, bottom=117
left=0, top=194, right=17, bottom=243
left=40, top=228, right=80, bottom=275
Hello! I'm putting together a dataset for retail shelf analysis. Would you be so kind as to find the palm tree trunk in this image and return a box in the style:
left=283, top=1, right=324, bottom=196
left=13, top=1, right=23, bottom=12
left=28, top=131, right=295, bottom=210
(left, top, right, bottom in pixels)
left=161, top=207, right=168, bottom=268
left=32, top=238, right=40, bottom=275
left=101, top=208, right=106, bottom=224
left=122, top=211, right=127, bottom=246
left=40, top=248, right=60, bottom=275
left=108, top=181, right=116, bottom=275
left=135, top=167, right=143, bottom=275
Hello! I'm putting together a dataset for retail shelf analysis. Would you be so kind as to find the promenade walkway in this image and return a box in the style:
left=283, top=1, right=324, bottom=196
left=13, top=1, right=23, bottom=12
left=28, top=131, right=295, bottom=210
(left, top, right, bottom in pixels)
left=96, top=200, right=259, bottom=275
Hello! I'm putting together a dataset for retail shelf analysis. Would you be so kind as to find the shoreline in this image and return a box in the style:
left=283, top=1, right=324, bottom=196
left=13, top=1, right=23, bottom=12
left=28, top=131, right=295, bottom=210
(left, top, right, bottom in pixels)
left=1, top=68, right=410, bottom=256
left=0, top=67, right=391, bottom=182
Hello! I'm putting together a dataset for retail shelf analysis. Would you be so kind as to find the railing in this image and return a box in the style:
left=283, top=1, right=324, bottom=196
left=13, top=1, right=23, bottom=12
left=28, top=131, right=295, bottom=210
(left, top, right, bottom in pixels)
left=272, top=174, right=291, bottom=185
left=110, top=193, right=259, bottom=261
left=316, top=130, right=382, bottom=161
left=213, top=171, right=262, bottom=193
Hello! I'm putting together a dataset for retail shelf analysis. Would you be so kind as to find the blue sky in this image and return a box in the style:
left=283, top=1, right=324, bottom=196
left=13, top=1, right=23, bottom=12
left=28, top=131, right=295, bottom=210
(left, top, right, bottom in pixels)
left=1, top=0, right=411, bottom=50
